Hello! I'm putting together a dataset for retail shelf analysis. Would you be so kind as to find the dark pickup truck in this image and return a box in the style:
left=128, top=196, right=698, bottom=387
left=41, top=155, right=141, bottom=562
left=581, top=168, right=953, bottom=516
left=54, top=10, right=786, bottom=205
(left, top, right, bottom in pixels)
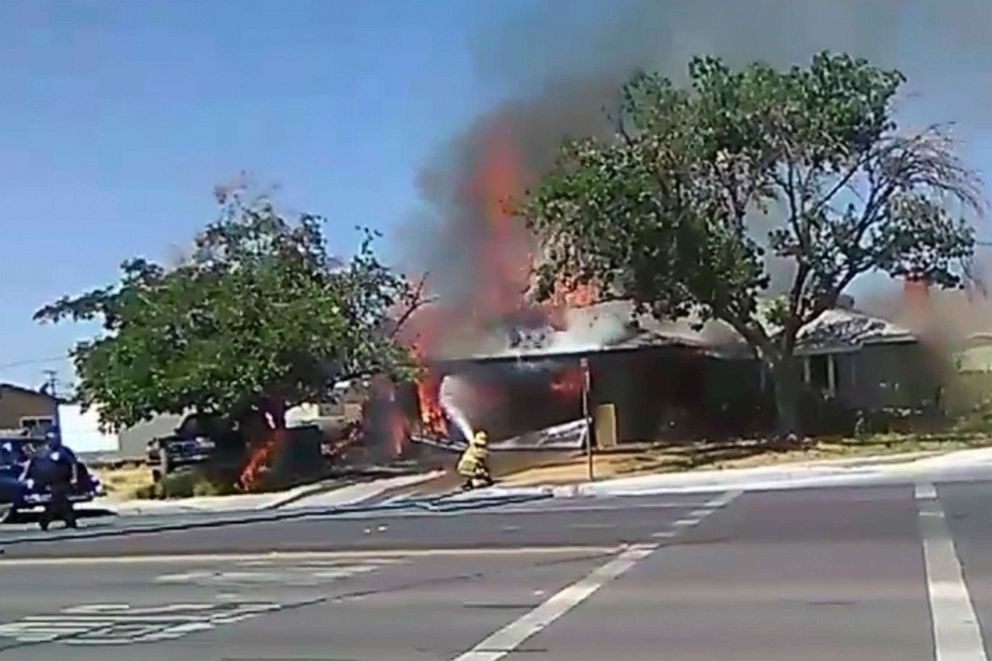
left=145, top=414, right=244, bottom=481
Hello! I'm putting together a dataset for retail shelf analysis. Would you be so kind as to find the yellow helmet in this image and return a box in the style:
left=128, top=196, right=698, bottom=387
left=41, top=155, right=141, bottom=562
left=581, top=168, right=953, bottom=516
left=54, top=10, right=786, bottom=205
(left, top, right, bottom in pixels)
left=473, top=430, right=488, bottom=446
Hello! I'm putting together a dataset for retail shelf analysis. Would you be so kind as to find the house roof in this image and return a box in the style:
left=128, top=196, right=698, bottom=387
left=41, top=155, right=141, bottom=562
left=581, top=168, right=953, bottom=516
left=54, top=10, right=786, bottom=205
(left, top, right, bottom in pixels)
left=427, top=298, right=917, bottom=364
left=0, top=382, right=58, bottom=402
left=428, top=300, right=740, bottom=363
left=792, top=308, right=917, bottom=355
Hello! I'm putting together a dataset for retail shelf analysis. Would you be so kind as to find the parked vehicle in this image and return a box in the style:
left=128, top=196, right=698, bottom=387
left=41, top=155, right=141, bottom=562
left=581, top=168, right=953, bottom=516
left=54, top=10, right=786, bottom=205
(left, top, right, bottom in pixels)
left=145, top=414, right=243, bottom=481
left=0, top=436, right=105, bottom=524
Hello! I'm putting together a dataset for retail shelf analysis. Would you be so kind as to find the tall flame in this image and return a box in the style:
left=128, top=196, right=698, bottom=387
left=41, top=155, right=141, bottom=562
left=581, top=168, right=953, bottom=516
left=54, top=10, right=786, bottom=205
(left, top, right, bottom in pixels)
left=474, top=124, right=533, bottom=322
left=400, top=125, right=599, bottom=438
left=410, top=341, right=448, bottom=437
left=238, top=429, right=281, bottom=491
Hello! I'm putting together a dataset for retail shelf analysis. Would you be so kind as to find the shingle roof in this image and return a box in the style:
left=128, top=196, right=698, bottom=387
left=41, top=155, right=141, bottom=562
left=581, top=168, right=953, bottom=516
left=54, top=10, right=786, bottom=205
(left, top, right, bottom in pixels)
left=427, top=298, right=917, bottom=363
left=792, top=308, right=916, bottom=355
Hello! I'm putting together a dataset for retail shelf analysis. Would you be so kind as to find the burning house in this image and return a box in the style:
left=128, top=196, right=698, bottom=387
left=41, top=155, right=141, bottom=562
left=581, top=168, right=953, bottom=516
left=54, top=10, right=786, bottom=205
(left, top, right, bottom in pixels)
left=401, top=299, right=760, bottom=447
left=387, top=119, right=954, bottom=451
left=399, top=295, right=951, bottom=447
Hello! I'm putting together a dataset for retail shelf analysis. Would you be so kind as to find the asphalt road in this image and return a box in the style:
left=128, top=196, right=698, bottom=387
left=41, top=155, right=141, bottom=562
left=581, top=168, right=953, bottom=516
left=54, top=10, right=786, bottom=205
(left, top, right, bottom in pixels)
left=1, top=483, right=990, bottom=659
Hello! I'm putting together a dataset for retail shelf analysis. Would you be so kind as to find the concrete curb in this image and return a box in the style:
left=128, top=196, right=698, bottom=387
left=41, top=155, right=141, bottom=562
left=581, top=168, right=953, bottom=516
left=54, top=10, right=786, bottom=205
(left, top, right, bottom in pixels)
left=98, top=471, right=444, bottom=517
left=259, top=479, right=350, bottom=510
left=474, top=447, right=992, bottom=500
left=0, top=487, right=551, bottom=546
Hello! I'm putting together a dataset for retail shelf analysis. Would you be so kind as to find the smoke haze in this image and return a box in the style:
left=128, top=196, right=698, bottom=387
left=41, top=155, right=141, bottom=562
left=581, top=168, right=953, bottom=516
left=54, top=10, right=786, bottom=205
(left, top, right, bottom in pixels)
left=401, top=0, right=992, bottom=346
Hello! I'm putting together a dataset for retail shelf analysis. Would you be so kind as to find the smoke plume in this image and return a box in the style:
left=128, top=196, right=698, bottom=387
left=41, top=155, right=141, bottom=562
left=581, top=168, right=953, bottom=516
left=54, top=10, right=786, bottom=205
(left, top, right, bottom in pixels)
left=401, top=0, right=992, bottom=352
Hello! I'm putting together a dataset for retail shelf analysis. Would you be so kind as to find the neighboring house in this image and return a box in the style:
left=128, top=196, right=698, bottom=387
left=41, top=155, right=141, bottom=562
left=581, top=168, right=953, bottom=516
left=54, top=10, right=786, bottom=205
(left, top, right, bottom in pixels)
left=0, top=383, right=57, bottom=433
left=947, top=334, right=992, bottom=413
left=954, top=334, right=992, bottom=374
left=792, top=308, right=937, bottom=411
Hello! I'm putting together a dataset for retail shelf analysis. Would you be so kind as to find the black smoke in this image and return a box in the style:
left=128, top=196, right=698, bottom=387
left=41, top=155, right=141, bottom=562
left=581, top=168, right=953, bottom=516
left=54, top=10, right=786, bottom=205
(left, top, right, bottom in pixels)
left=401, top=0, right=992, bottom=317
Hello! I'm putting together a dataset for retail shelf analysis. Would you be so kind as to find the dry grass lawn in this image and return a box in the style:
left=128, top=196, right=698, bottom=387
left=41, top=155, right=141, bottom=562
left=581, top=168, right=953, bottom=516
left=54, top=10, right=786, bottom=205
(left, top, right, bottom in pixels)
left=93, top=463, right=155, bottom=500
left=496, top=432, right=992, bottom=486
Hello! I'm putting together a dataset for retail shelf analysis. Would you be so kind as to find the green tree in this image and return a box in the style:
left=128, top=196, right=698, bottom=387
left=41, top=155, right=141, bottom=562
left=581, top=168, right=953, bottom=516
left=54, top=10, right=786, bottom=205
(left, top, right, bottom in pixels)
left=35, top=188, right=421, bottom=433
left=526, top=52, right=982, bottom=433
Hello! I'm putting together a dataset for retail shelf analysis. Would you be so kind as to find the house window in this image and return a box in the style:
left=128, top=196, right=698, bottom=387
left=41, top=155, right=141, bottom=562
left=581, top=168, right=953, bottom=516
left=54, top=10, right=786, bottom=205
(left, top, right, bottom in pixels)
left=19, top=416, right=54, bottom=433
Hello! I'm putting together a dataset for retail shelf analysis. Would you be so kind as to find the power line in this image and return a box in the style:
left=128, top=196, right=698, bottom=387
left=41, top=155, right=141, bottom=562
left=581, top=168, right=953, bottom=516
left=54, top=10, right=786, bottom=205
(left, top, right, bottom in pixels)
left=0, top=356, right=69, bottom=371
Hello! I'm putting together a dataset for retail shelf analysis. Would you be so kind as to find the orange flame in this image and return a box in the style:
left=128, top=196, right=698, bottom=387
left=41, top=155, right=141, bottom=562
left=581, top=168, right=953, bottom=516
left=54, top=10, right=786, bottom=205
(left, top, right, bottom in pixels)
left=410, top=341, right=448, bottom=436
left=397, top=126, right=600, bottom=431
left=238, top=430, right=282, bottom=491
left=550, top=366, right=584, bottom=398
left=474, top=124, right=533, bottom=321
left=322, top=421, right=363, bottom=461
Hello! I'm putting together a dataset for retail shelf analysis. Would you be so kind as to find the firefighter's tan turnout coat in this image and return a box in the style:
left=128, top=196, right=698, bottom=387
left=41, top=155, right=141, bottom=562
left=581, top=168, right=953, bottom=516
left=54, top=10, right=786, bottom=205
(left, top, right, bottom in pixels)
left=457, top=431, right=490, bottom=480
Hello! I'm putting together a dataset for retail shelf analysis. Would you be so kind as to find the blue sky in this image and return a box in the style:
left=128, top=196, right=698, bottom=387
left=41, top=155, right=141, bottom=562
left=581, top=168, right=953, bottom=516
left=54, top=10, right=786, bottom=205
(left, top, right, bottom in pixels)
left=0, top=0, right=528, bottom=389
left=1, top=0, right=991, bottom=392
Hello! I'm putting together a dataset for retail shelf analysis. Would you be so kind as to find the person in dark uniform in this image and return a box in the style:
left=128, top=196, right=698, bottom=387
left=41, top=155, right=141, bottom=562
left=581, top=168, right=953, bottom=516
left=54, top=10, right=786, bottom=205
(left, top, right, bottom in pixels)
left=0, top=441, right=21, bottom=467
left=29, top=429, right=78, bottom=530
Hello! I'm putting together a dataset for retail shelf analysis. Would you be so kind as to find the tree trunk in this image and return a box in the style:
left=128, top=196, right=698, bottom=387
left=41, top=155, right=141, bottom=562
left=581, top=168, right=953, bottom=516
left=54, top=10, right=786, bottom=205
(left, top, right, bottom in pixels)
left=769, top=353, right=802, bottom=437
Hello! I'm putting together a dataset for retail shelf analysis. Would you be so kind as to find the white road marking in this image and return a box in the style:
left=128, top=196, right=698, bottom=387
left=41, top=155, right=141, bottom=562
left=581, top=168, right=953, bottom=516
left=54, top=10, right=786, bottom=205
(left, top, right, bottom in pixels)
left=355, top=501, right=722, bottom=518
left=0, top=601, right=282, bottom=646
left=916, top=482, right=988, bottom=661
left=0, top=546, right=620, bottom=567
left=450, top=543, right=658, bottom=661
left=705, top=490, right=743, bottom=508
left=155, top=562, right=384, bottom=586
left=498, top=501, right=717, bottom=514
left=644, top=489, right=739, bottom=540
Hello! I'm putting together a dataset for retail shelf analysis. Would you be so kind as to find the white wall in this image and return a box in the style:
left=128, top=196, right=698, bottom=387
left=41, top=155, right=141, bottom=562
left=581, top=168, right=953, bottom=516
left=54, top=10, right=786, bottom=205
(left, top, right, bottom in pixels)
left=57, top=404, right=120, bottom=454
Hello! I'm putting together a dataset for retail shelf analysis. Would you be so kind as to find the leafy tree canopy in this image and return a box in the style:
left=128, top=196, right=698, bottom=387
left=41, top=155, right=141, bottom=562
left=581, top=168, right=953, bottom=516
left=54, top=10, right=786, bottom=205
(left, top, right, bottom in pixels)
left=526, top=51, right=983, bottom=430
left=36, top=189, right=420, bottom=430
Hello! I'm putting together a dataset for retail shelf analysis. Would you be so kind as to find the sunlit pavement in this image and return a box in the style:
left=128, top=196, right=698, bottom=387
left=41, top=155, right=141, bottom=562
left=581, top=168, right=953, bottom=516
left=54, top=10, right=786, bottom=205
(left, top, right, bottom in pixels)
left=1, top=483, right=991, bottom=659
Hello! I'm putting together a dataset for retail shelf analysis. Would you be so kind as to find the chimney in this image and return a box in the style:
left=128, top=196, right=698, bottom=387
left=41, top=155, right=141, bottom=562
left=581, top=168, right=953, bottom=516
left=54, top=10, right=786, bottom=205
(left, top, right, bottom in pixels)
left=904, top=276, right=930, bottom=312
left=902, top=275, right=931, bottom=335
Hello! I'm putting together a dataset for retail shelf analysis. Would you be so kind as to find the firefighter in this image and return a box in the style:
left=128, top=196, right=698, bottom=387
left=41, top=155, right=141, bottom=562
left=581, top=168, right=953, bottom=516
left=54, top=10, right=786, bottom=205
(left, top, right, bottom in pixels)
left=457, top=430, right=493, bottom=490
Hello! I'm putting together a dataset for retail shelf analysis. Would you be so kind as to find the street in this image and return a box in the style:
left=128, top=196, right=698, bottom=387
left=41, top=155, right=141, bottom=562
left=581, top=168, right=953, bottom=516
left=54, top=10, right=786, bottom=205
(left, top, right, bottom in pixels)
left=0, top=482, right=990, bottom=659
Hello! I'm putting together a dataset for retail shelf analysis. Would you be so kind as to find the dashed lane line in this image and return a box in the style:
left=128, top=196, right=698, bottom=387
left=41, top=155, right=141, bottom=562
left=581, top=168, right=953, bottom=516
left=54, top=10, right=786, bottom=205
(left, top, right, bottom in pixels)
left=705, top=489, right=743, bottom=508
left=916, top=481, right=989, bottom=661
left=449, top=489, right=743, bottom=660
left=450, top=542, right=659, bottom=661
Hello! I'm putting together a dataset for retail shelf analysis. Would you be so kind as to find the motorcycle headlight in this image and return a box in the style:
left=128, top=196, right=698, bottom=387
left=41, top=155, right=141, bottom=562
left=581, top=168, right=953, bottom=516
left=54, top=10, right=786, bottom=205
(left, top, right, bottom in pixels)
left=23, top=478, right=34, bottom=489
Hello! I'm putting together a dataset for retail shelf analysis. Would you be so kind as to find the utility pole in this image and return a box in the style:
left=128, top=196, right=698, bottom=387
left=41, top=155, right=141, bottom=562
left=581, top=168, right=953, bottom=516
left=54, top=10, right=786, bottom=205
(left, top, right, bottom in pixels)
left=43, top=370, right=62, bottom=443
left=580, top=357, right=593, bottom=482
